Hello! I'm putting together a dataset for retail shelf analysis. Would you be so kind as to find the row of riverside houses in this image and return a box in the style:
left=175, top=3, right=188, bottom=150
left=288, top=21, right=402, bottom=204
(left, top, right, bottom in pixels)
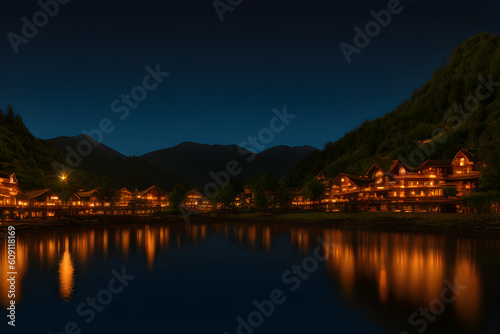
left=291, top=149, right=499, bottom=214
left=0, top=174, right=214, bottom=219
left=1, top=149, right=498, bottom=219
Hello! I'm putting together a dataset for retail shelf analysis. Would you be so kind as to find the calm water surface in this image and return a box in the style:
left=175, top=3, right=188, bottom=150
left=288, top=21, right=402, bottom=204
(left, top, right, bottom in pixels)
left=1, top=222, right=500, bottom=334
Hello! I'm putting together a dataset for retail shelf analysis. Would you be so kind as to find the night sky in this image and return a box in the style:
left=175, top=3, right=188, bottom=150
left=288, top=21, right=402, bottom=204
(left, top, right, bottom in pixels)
left=1, top=0, right=499, bottom=156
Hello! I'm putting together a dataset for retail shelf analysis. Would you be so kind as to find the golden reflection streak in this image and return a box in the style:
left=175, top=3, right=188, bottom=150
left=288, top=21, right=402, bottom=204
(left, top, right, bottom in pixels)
left=201, top=225, right=207, bottom=243
left=454, top=240, right=481, bottom=325
left=145, top=226, right=156, bottom=270
left=58, top=237, right=74, bottom=302
left=263, top=226, right=271, bottom=252
left=103, top=229, right=108, bottom=259
left=121, top=229, right=130, bottom=258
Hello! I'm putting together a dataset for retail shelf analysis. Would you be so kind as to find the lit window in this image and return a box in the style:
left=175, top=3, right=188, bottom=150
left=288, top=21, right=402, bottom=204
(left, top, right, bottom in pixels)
left=399, top=167, right=406, bottom=175
left=460, top=158, right=465, bottom=166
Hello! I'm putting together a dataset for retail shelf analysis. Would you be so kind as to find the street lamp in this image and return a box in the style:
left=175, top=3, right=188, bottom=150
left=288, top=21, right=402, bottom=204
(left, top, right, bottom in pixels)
left=59, top=169, right=72, bottom=182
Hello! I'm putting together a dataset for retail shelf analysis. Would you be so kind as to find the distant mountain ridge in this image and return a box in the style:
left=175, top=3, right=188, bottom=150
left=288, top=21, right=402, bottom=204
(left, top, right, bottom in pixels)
left=49, top=136, right=317, bottom=189
left=50, top=134, right=187, bottom=190
left=138, top=142, right=317, bottom=186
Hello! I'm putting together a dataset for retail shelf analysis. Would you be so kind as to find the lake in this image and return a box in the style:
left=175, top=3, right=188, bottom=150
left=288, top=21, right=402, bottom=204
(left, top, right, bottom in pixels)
left=1, top=222, right=500, bottom=334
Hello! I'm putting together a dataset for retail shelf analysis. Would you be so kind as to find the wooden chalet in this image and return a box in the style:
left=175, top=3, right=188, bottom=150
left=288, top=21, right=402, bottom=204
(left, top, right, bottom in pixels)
left=23, top=189, right=62, bottom=207
left=0, top=172, right=20, bottom=206
left=136, top=186, right=169, bottom=206
left=444, top=149, right=481, bottom=197
left=21, top=189, right=62, bottom=218
left=133, top=186, right=169, bottom=214
left=115, top=187, right=133, bottom=207
left=71, top=189, right=107, bottom=207
left=184, top=189, right=212, bottom=212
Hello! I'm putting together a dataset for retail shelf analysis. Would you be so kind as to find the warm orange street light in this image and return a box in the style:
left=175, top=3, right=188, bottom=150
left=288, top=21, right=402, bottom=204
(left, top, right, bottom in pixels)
left=59, top=169, right=72, bottom=182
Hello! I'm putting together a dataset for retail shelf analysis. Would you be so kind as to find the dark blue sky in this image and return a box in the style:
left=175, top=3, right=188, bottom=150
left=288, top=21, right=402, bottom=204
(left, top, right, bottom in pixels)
left=1, top=0, right=499, bottom=156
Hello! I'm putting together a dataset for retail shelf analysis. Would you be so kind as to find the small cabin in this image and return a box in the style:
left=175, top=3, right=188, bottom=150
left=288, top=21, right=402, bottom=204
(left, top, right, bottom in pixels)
left=136, top=185, right=169, bottom=207
left=184, top=189, right=212, bottom=212
left=23, top=189, right=62, bottom=207
left=452, top=149, right=477, bottom=175
left=71, top=189, right=106, bottom=207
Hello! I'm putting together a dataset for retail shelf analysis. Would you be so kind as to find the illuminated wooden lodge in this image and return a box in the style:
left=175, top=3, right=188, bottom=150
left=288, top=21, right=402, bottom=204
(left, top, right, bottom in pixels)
left=66, top=189, right=111, bottom=215
left=329, top=172, right=378, bottom=211
left=0, top=172, right=20, bottom=206
left=327, top=150, right=481, bottom=213
left=184, top=189, right=212, bottom=212
left=20, top=189, right=62, bottom=217
left=445, top=149, right=481, bottom=197
left=133, top=185, right=169, bottom=214
left=70, top=189, right=107, bottom=207
left=136, top=186, right=169, bottom=206
left=23, top=189, right=62, bottom=207
left=115, top=187, right=133, bottom=207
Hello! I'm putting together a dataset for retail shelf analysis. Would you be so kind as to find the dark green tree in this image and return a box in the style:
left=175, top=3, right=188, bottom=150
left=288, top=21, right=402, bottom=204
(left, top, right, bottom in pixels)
left=463, top=192, right=493, bottom=213
left=217, top=183, right=237, bottom=209
left=276, top=177, right=291, bottom=208
left=254, top=191, right=268, bottom=210
left=303, top=178, right=325, bottom=202
left=169, top=184, right=187, bottom=212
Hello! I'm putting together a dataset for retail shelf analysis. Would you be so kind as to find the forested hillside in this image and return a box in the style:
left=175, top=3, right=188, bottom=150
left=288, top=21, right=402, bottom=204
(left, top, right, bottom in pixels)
left=0, top=105, right=113, bottom=193
left=0, top=105, right=65, bottom=189
left=290, top=32, right=500, bottom=193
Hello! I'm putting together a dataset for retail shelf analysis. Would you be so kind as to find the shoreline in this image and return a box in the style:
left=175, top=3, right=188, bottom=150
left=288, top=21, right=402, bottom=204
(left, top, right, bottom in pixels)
left=1, top=212, right=500, bottom=236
